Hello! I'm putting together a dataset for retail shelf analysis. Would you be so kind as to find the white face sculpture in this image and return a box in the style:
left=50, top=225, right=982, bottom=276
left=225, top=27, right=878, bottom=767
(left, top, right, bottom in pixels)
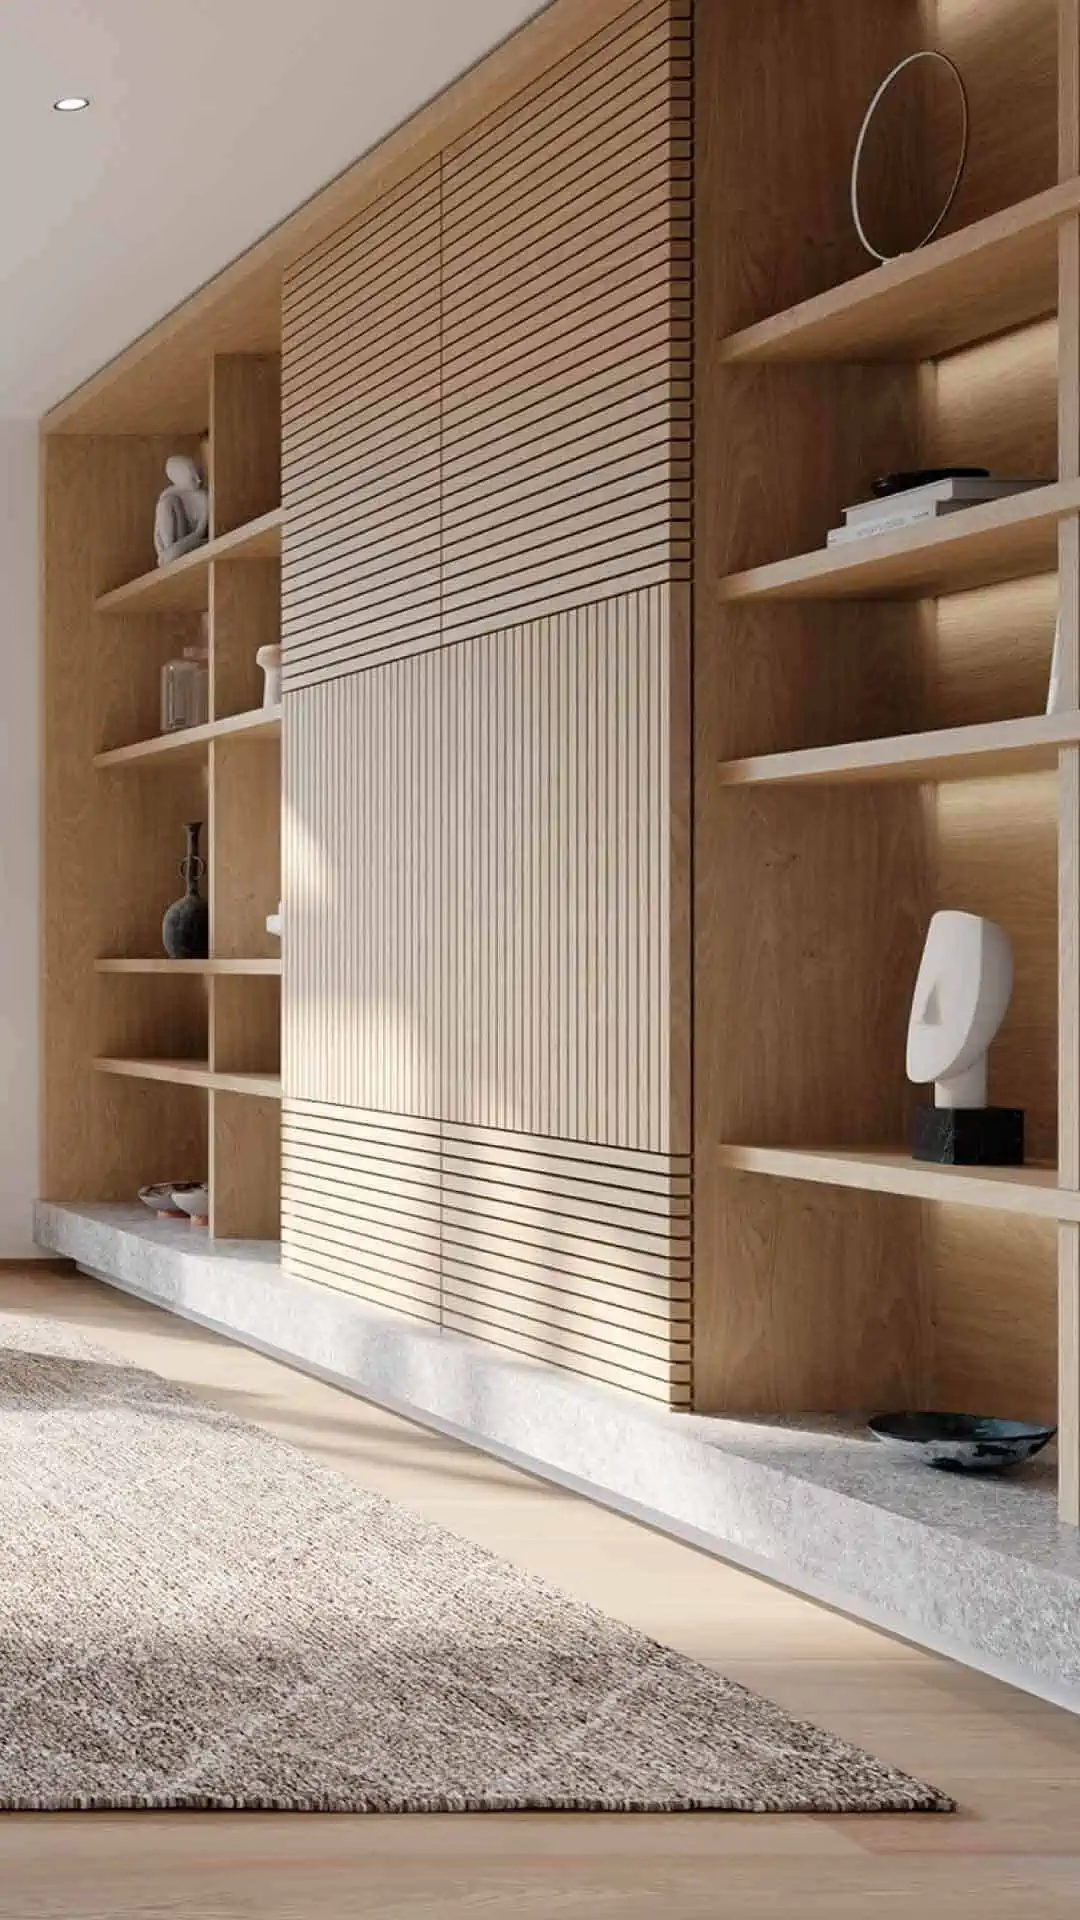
left=906, top=910, right=1013, bottom=1109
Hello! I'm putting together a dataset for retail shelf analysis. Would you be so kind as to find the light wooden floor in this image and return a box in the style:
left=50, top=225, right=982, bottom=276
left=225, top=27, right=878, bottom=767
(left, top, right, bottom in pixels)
left=3, top=1266, right=1080, bottom=1920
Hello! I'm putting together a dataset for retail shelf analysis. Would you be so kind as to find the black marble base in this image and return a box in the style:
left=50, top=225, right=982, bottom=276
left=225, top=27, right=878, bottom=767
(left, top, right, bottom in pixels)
left=912, top=1105, right=1025, bottom=1167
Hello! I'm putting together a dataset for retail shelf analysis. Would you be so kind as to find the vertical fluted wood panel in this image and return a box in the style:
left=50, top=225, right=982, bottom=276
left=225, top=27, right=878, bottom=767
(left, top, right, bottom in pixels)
left=284, top=588, right=678, bottom=1150
left=283, top=660, right=441, bottom=1114
left=439, top=590, right=674, bottom=1150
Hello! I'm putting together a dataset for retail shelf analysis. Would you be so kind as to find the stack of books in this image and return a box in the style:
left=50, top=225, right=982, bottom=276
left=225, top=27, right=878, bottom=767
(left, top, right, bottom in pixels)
left=826, top=474, right=1052, bottom=547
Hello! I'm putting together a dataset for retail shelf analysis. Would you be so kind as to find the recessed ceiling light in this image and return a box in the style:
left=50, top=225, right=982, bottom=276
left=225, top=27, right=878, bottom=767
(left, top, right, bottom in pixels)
left=53, top=96, right=90, bottom=112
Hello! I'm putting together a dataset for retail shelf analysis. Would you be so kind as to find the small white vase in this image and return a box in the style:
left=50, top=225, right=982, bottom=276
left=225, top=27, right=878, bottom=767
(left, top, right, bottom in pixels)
left=256, top=643, right=283, bottom=710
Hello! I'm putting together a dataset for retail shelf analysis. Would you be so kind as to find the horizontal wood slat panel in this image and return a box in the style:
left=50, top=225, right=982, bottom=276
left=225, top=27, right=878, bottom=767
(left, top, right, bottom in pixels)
left=440, top=1157, right=690, bottom=1215
left=441, top=1285, right=689, bottom=1374
left=440, top=1244, right=684, bottom=1320
left=441, top=1225, right=690, bottom=1299
left=283, top=225, right=442, bottom=366
left=282, top=159, right=441, bottom=682
left=443, top=1309, right=691, bottom=1403
left=444, top=306, right=690, bottom=420
left=444, top=0, right=688, bottom=174
left=442, top=103, right=688, bottom=280
left=284, top=1211, right=443, bottom=1275
left=440, top=556, right=689, bottom=643
left=287, top=1253, right=442, bottom=1326
left=281, top=1101, right=692, bottom=1403
left=443, top=166, right=689, bottom=320
left=283, top=166, right=441, bottom=313
left=282, top=1101, right=442, bottom=1326
left=443, top=392, right=690, bottom=495
left=283, top=402, right=440, bottom=502
left=439, top=0, right=689, bottom=638
left=443, top=1123, right=692, bottom=1173
left=283, top=354, right=441, bottom=463
left=282, top=0, right=689, bottom=681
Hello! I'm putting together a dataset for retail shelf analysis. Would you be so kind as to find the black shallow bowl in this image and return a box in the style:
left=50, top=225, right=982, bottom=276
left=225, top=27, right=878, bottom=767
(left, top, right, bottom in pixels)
left=869, top=1411, right=1056, bottom=1474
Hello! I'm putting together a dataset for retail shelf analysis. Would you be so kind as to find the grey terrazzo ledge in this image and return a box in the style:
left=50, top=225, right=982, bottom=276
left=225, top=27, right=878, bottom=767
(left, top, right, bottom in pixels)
left=32, top=1200, right=1080, bottom=1712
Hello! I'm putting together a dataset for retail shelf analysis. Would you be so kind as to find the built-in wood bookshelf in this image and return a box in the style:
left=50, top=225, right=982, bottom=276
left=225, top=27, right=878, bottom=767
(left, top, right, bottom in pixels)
left=93, top=506, right=283, bottom=614
left=695, top=0, right=1080, bottom=1523
left=38, top=0, right=1080, bottom=1533
left=43, top=351, right=283, bottom=1241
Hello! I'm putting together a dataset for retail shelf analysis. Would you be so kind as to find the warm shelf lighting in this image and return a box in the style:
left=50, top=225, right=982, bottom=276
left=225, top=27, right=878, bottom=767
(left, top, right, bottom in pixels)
left=53, top=95, right=90, bottom=112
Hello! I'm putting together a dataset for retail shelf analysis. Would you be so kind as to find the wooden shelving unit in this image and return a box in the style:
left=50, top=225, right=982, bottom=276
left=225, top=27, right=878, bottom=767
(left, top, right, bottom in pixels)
left=43, top=348, right=283, bottom=1241
left=717, top=715, right=1080, bottom=789
left=94, top=707, right=281, bottom=769
left=717, top=481, right=1080, bottom=604
left=717, top=179, right=1080, bottom=365
left=94, top=507, right=283, bottom=614
left=95, top=1058, right=282, bottom=1100
left=95, top=958, right=281, bottom=976
left=695, top=0, right=1079, bottom=1523
left=716, top=1146, right=1079, bottom=1224
left=37, top=0, right=1080, bottom=1532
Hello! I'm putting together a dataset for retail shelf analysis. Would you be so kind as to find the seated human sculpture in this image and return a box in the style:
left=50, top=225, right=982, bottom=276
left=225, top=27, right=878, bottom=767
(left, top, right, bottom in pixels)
left=154, top=455, right=210, bottom=567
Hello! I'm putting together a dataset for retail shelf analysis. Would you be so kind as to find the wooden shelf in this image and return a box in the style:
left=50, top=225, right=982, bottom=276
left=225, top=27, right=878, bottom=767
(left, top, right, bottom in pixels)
left=95, top=1058, right=282, bottom=1099
left=717, top=181, right=1079, bottom=365
left=717, top=481, right=1080, bottom=604
left=716, top=713, right=1080, bottom=788
left=718, top=1145, right=1080, bottom=1223
left=94, top=706, right=281, bottom=768
left=95, top=958, right=281, bottom=975
left=94, top=507, right=283, bottom=614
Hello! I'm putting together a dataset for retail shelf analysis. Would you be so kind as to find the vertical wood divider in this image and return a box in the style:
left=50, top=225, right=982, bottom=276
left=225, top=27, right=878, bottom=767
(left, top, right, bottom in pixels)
left=1059, top=0, right=1080, bottom=1524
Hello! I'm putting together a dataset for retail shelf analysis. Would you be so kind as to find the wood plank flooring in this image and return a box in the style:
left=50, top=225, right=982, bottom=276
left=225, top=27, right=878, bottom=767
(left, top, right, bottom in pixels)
left=3, top=1265, right=1080, bottom=1919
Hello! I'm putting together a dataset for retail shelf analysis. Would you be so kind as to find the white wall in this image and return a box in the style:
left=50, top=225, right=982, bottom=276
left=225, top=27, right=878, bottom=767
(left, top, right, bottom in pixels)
left=0, top=421, right=39, bottom=1254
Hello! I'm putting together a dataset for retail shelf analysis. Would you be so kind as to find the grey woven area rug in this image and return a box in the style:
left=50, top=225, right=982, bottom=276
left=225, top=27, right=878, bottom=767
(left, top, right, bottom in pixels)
left=0, top=1312, right=951, bottom=1814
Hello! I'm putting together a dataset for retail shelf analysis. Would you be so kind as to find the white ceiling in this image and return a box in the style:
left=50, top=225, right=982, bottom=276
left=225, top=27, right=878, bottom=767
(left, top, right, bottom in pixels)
left=0, top=0, right=546, bottom=417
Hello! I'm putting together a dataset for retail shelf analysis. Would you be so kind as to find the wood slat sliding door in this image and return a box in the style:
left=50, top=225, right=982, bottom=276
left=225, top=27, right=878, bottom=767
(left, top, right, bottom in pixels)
left=281, top=164, right=442, bottom=688
left=440, top=0, right=692, bottom=640
left=281, top=0, right=693, bottom=1405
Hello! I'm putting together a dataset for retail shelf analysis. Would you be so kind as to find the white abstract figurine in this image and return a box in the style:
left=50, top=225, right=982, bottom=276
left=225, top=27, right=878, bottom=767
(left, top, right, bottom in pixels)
left=154, top=455, right=209, bottom=567
left=1048, top=615, right=1066, bottom=716
left=906, top=910, right=1013, bottom=1109
left=256, top=643, right=282, bottom=710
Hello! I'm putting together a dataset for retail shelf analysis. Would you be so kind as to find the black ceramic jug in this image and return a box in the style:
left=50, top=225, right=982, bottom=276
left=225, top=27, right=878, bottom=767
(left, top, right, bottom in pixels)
left=162, top=821, right=209, bottom=960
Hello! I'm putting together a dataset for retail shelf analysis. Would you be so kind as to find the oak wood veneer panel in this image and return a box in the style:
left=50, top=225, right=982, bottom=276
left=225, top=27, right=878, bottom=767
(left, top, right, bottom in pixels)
left=209, top=354, right=282, bottom=539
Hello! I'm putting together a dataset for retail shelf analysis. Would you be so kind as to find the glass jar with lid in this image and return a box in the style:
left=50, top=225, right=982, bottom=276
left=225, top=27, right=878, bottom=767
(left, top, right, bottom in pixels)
left=160, top=636, right=209, bottom=733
